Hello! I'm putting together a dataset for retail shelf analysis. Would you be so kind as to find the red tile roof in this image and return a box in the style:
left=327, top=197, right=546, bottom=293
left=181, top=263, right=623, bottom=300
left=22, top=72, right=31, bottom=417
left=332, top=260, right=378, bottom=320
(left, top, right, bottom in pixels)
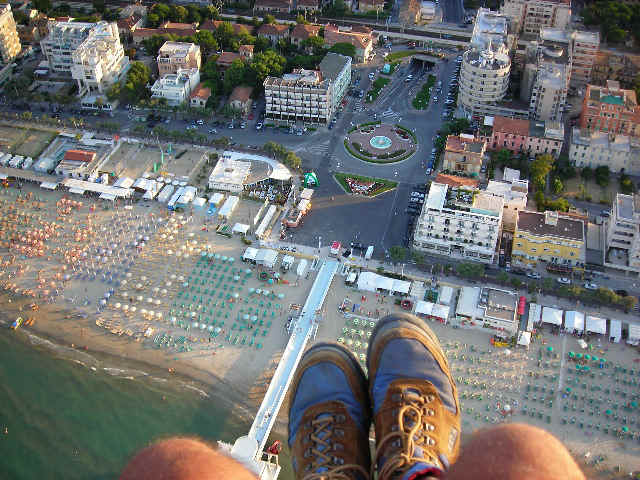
left=229, top=86, right=253, bottom=103
left=324, top=24, right=372, bottom=51
left=434, top=174, right=479, bottom=188
left=190, top=83, right=212, bottom=100
left=291, top=23, right=321, bottom=40
left=64, top=150, right=96, bottom=163
left=257, top=23, right=290, bottom=37
left=216, top=51, right=241, bottom=67
left=492, top=116, right=530, bottom=137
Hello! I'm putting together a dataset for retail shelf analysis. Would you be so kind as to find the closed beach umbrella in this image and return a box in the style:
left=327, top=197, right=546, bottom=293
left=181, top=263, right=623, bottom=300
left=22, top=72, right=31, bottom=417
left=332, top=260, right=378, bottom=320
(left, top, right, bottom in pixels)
left=114, top=302, right=121, bottom=309
left=122, top=305, right=129, bottom=312
left=568, top=352, right=575, bottom=358
left=141, top=309, right=147, bottom=315
left=584, top=354, right=591, bottom=360
left=148, top=310, right=155, bottom=317
left=156, top=312, right=162, bottom=319
left=130, top=306, right=137, bottom=312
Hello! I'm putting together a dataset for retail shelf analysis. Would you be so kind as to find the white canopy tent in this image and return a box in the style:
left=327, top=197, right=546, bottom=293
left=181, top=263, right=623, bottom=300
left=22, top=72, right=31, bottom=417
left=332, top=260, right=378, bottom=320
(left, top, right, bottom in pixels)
left=527, top=303, right=542, bottom=331
left=40, top=181, right=58, bottom=190
left=585, top=315, right=607, bottom=335
left=609, top=319, right=622, bottom=343
left=69, top=187, right=86, bottom=195
left=564, top=311, right=584, bottom=333
left=357, top=271, right=411, bottom=295
left=255, top=248, right=278, bottom=269
left=517, top=331, right=531, bottom=348
left=233, top=223, right=250, bottom=235
left=439, top=286, right=454, bottom=306
left=242, top=247, right=258, bottom=262
left=628, top=324, right=640, bottom=346
left=415, top=301, right=450, bottom=322
left=541, top=306, right=563, bottom=326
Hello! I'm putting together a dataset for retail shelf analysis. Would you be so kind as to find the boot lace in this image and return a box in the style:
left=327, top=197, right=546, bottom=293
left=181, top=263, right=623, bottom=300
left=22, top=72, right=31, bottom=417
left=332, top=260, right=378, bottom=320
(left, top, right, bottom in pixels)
left=302, top=413, right=369, bottom=480
left=373, top=390, right=440, bottom=479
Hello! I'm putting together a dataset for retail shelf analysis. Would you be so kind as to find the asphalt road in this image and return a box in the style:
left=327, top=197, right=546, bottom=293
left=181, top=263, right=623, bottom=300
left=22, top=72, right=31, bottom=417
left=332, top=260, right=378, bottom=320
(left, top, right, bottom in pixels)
left=442, top=0, right=466, bottom=23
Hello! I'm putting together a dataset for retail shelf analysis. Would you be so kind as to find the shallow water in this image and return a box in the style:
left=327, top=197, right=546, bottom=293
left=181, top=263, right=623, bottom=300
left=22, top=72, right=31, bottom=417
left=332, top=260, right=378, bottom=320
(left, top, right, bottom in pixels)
left=0, top=328, right=256, bottom=479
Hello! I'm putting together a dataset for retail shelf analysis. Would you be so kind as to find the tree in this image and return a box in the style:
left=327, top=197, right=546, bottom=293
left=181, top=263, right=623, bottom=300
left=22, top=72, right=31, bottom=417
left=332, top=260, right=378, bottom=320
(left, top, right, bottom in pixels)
left=455, top=262, right=485, bottom=280
left=296, top=14, right=309, bottom=24
left=254, top=36, right=270, bottom=53
left=389, top=246, right=408, bottom=263
left=263, top=14, right=276, bottom=24
left=493, top=148, right=512, bottom=167
left=302, top=35, right=325, bottom=54
left=411, top=250, right=425, bottom=265
left=329, top=42, right=356, bottom=59
left=170, top=5, right=188, bottom=23
left=581, top=166, right=593, bottom=181
left=249, top=50, right=286, bottom=89
left=620, top=174, right=635, bottom=194
left=530, top=154, right=554, bottom=191
left=553, top=177, right=564, bottom=194
left=214, top=21, right=236, bottom=50
left=32, top=0, right=52, bottom=13
left=223, top=59, right=249, bottom=94
left=192, top=30, right=219, bottom=57
left=595, top=165, right=610, bottom=187
left=121, top=61, right=151, bottom=104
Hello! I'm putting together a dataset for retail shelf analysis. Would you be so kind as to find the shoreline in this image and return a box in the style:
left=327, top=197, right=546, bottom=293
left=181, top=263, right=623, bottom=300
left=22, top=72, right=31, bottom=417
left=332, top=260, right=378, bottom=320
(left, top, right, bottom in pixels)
left=0, top=291, right=276, bottom=436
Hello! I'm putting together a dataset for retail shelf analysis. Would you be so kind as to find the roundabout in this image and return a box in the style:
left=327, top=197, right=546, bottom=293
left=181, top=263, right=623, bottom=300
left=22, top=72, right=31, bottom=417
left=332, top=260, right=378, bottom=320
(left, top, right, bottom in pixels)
left=344, top=122, right=417, bottom=163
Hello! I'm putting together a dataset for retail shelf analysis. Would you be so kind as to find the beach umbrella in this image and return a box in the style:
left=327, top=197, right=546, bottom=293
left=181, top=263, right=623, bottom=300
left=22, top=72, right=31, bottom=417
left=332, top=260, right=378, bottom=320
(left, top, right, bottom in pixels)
left=130, top=306, right=137, bottom=312
left=193, top=322, right=199, bottom=329
left=148, top=310, right=155, bottom=317
left=568, top=352, right=575, bottom=358
left=243, top=314, right=250, bottom=321
left=122, top=305, right=129, bottom=312
left=141, top=309, right=147, bottom=315
left=156, top=312, right=162, bottom=319
left=591, top=356, right=599, bottom=362
left=161, top=289, right=167, bottom=295
left=278, top=293, right=285, bottom=299
left=547, top=346, right=553, bottom=352
left=147, top=297, right=153, bottom=303
left=576, top=353, right=583, bottom=359
left=584, top=354, right=591, bottom=360
left=137, top=295, right=143, bottom=301
left=606, top=409, right=612, bottom=415
left=114, top=302, right=121, bottom=309
left=566, top=387, right=572, bottom=393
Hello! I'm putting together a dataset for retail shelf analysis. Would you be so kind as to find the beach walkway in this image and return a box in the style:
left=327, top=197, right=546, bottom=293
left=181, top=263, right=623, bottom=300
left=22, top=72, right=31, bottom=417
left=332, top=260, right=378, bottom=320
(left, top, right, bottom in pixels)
left=230, top=260, right=339, bottom=466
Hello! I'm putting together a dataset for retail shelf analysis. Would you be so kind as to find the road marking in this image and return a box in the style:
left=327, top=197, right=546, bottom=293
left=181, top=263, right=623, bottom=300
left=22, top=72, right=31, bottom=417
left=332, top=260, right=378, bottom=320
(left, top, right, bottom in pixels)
left=380, top=183, right=402, bottom=248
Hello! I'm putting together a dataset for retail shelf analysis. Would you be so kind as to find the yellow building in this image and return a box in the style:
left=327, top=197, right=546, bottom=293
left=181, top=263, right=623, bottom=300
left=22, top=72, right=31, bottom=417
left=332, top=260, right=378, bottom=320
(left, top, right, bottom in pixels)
left=512, top=211, right=585, bottom=272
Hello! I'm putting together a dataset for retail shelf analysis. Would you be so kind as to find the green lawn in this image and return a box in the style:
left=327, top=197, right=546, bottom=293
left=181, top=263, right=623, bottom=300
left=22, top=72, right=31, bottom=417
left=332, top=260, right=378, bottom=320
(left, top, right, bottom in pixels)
left=412, top=75, right=436, bottom=110
left=334, top=172, right=398, bottom=196
left=365, top=77, right=391, bottom=103
left=385, top=50, right=416, bottom=62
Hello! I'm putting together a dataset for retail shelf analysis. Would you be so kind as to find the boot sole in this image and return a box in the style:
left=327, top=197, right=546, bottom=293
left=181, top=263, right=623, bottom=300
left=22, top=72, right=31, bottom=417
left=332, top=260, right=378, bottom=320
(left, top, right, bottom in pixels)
left=366, top=313, right=448, bottom=375
left=294, top=342, right=369, bottom=399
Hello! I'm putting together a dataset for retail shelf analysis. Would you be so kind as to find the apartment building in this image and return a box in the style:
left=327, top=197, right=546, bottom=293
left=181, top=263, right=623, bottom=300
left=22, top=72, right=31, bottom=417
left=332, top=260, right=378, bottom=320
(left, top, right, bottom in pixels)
left=0, top=4, right=20, bottom=63
left=358, top=0, right=385, bottom=12
left=291, top=24, right=321, bottom=47
left=413, top=182, right=504, bottom=264
left=579, top=81, right=640, bottom=137
left=150, top=68, right=200, bottom=105
left=606, top=193, right=640, bottom=272
left=569, top=127, right=640, bottom=174
left=264, top=52, right=351, bottom=125
left=570, top=31, right=599, bottom=91
left=485, top=172, right=528, bottom=231
left=489, top=115, right=564, bottom=157
left=459, top=9, right=512, bottom=118
left=528, top=62, right=568, bottom=121
left=501, top=0, right=570, bottom=36
left=512, top=210, right=585, bottom=270
left=442, top=134, right=486, bottom=175
left=60, top=22, right=129, bottom=96
left=253, top=0, right=293, bottom=13
left=324, top=24, right=373, bottom=63
left=157, top=41, right=201, bottom=76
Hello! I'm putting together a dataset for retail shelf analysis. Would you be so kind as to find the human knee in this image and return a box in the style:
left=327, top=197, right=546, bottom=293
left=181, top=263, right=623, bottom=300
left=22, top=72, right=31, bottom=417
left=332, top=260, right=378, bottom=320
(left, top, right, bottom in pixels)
left=120, top=437, right=258, bottom=480
left=447, top=424, right=585, bottom=480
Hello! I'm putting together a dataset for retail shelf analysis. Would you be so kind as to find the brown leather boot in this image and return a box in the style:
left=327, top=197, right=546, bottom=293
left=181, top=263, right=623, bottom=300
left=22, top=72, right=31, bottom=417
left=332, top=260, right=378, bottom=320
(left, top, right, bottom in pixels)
left=367, top=313, right=461, bottom=479
left=288, top=343, right=371, bottom=480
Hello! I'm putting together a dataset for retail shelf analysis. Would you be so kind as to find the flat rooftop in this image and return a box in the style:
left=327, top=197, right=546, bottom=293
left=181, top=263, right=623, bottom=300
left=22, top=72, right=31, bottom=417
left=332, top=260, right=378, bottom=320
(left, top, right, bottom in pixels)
left=517, top=211, right=584, bottom=241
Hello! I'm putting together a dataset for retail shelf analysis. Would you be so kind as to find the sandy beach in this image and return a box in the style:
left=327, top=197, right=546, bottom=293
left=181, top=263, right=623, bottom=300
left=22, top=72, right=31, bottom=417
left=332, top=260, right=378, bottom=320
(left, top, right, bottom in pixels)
left=2, top=181, right=639, bottom=477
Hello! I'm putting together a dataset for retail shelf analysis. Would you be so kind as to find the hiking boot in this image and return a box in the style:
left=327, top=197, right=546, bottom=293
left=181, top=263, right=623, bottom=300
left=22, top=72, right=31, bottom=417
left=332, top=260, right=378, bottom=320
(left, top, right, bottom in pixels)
left=367, top=313, right=460, bottom=479
left=288, top=343, right=371, bottom=480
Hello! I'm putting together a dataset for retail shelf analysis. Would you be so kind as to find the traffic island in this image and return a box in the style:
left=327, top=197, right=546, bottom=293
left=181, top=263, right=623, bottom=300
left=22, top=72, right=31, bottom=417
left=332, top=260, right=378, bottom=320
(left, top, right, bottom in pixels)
left=344, top=122, right=417, bottom=163
left=334, top=172, right=397, bottom=196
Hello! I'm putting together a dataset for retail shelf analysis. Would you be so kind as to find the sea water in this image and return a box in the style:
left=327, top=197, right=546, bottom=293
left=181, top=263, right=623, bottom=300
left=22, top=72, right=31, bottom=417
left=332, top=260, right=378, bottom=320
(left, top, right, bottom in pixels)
left=0, top=329, right=291, bottom=479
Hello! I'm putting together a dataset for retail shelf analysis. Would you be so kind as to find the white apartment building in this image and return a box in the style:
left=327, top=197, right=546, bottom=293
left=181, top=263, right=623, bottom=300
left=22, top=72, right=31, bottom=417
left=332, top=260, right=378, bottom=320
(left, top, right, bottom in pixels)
left=459, top=9, right=512, bottom=118
left=157, top=41, right=201, bottom=76
left=264, top=52, right=350, bottom=125
left=569, top=127, right=640, bottom=175
left=501, top=0, right=570, bottom=36
left=0, top=4, right=21, bottom=63
left=529, top=62, right=568, bottom=121
left=606, top=193, right=640, bottom=272
left=69, top=22, right=129, bottom=95
left=150, top=68, right=200, bottom=105
left=41, top=21, right=96, bottom=73
left=485, top=174, right=528, bottom=232
left=413, top=182, right=504, bottom=264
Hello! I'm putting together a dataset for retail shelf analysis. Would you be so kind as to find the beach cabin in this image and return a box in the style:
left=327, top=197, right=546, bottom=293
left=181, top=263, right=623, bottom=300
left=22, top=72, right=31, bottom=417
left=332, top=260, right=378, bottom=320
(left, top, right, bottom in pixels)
left=628, top=324, right=640, bottom=345
left=564, top=311, right=584, bottom=334
left=609, top=319, right=622, bottom=343
left=255, top=205, right=277, bottom=240
left=296, top=259, right=308, bottom=277
left=176, top=186, right=198, bottom=208
left=192, top=197, right=207, bottom=209
left=157, top=184, right=175, bottom=203
left=167, top=187, right=186, bottom=210
left=255, top=248, right=278, bottom=269
left=209, top=192, right=225, bottom=206
left=585, top=315, right=606, bottom=336
left=218, top=195, right=239, bottom=221
left=232, top=223, right=250, bottom=235
left=242, top=246, right=258, bottom=263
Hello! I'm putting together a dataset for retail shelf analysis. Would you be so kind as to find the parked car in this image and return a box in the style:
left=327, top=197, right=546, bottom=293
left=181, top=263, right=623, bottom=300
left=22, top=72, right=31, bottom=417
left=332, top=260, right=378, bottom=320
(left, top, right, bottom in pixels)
left=583, top=282, right=598, bottom=290
left=526, top=271, right=541, bottom=279
left=256, top=122, right=263, bottom=130
left=615, top=289, right=628, bottom=297
left=557, top=277, right=571, bottom=285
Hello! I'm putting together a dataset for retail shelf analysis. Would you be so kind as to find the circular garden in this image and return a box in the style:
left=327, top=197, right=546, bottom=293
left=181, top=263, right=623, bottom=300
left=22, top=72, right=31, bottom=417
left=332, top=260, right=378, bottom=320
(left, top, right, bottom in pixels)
left=344, top=122, right=417, bottom=163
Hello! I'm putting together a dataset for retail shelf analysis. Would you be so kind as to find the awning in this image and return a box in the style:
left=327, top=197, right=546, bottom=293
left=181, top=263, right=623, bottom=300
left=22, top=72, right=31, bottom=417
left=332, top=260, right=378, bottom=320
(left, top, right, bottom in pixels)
left=69, top=187, right=86, bottom=195
left=517, top=296, right=526, bottom=316
left=233, top=223, right=250, bottom=235
left=564, top=311, right=584, bottom=333
left=517, top=331, right=531, bottom=347
left=628, top=324, right=640, bottom=344
left=541, top=306, right=563, bottom=326
left=40, top=181, right=58, bottom=190
left=609, top=319, right=622, bottom=343
left=585, top=315, right=606, bottom=335
left=99, top=193, right=116, bottom=200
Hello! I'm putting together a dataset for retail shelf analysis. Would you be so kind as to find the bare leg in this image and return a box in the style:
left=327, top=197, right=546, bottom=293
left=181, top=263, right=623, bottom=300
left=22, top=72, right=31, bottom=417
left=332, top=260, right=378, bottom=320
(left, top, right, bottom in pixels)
left=446, top=424, right=585, bottom=480
left=120, top=437, right=258, bottom=480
